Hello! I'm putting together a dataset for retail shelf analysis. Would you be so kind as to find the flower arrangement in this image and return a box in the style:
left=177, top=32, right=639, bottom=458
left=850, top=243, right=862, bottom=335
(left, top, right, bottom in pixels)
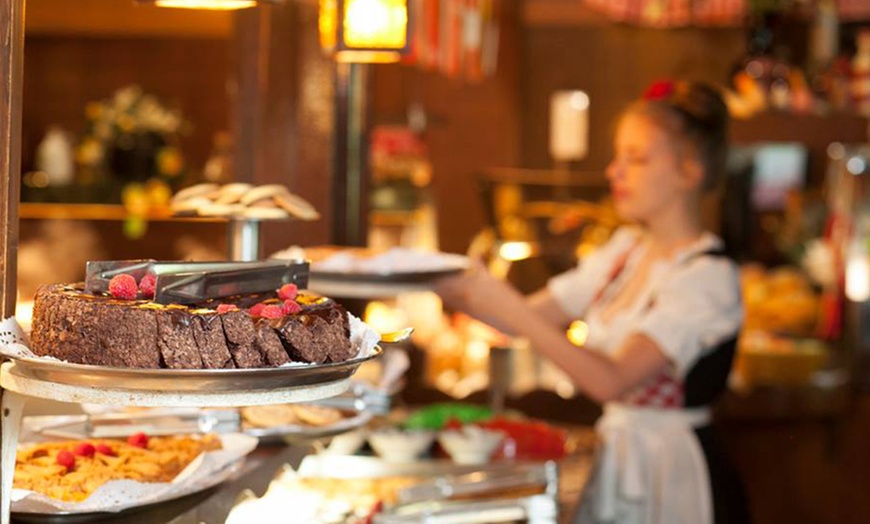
left=75, top=84, right=188, bottom=185
left=75, top=85, right=190, bottom=237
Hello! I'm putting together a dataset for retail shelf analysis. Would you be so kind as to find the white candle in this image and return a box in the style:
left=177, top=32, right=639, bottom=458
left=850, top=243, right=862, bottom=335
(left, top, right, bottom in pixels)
left=549, top=90, right=590, bottom=162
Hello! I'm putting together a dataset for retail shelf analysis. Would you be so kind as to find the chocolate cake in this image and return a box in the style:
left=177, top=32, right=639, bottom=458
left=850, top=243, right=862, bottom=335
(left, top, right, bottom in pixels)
left=30, top=283, right=354, bottom=369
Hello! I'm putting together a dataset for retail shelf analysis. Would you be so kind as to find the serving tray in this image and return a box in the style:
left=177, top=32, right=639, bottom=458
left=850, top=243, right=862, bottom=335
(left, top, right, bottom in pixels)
left=3, top=347, right=382, bottom=393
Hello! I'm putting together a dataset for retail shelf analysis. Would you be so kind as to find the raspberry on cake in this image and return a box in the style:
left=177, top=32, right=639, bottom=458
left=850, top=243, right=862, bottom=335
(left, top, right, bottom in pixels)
left=108, top=274, right=138, bottom=300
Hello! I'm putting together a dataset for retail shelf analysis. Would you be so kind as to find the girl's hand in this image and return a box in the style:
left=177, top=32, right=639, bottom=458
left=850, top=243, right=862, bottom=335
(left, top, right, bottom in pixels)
left=434, top=261, right=529, bottom=331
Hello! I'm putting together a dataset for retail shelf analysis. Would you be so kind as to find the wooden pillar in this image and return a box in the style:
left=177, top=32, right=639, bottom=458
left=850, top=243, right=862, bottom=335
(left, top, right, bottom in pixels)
left=0, top=0, right=24, bottom=317
left=231, top=2, right=335, bottom=255
left=332, top=61, right=371, bottom=247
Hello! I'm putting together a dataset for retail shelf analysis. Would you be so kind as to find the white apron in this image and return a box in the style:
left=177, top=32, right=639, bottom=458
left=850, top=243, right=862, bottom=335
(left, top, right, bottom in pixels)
left=575, top=403, right=713, bottom=524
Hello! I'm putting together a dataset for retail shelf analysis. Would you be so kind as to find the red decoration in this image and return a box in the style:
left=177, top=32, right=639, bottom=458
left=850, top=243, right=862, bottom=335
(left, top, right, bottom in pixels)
left=643, top=79, right=676, bottom=101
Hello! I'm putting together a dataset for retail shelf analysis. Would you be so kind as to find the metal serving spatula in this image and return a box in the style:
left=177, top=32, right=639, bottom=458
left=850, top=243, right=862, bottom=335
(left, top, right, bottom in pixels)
left=85, top=259, right=309, bottom=304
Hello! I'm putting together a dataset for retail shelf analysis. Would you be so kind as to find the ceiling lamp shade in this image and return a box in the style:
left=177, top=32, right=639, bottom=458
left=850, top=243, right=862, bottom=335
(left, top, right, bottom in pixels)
left=136, top=0, right=265, bottom=10
left=319, top=0, right=410, bottom=63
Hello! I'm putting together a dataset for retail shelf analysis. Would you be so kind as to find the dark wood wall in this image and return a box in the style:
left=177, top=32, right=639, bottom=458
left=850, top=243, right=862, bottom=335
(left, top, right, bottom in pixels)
left=369, top=3, right=523, bottom=256
left=520, top=22, right=746, bottom=173
left=22, top=36, right=231, bottom=177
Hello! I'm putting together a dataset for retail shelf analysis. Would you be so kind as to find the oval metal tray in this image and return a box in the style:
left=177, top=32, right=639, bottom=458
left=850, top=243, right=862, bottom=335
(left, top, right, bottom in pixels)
left=5, top=347, right=382, bottom=393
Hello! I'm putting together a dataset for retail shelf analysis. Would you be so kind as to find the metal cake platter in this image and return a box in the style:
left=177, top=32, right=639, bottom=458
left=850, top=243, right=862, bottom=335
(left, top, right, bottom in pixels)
left=3, top=347, right=382, bottom=393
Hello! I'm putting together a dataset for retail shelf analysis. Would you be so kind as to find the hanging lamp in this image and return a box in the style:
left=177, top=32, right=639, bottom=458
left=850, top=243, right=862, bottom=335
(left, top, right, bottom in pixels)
left=318, top=0, right=410, bottom=63
left=134, top=0, right=278, bottom=10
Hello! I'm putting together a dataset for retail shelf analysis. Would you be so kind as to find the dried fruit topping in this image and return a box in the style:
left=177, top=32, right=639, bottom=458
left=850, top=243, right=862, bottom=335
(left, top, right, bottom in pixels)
left=248, top=303, right=266, bottom=317
left=56, top=449, right=75, bottom=471
left=278, top=283, right=298, bottom=301
left=108, top=274, right=138, bottom=300
left=95, top=444, right=116, bottom=456
left=139, top=273, right=157, bottom=298
left=127, top=432, right=149, bottom=449
left=72, top=442, right=95, bottom=458
left=282, top=299, right=302, bottom=315
left=216, top=303, right=239, bottom=314
left=260, top=305, right=284, bottom=319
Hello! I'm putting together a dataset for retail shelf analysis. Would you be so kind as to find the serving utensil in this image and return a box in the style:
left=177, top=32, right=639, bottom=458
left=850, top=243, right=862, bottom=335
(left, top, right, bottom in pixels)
left=85, top=259, right=309, bottom=304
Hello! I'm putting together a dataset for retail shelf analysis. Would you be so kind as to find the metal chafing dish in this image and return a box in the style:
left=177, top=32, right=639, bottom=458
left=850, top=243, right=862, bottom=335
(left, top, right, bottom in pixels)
left=286, top=455, right=562, bottom=523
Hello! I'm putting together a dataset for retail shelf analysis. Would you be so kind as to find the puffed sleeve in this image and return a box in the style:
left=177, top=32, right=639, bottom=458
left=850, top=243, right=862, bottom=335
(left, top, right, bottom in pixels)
left=633, top=255, right=743, bottom=377
left=546, top=227, right=640, bottom=320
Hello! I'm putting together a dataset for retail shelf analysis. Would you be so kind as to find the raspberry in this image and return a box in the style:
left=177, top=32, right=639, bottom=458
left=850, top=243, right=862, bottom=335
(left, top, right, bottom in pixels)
left=72, top=442, right=95, bottom=458
left=216, top=303, right=239, bottom=314
left=127, top=432, right=149, bottom=449
left=278, top=283, right=298, bottom=301
left=248, top=303, right=266, bottom=317
left=108, top=274, right=138, bottom=300
left=139, top=273, right=157, bottom=298
left=95, top=444, right=116, bottom=456
left=56, top=449, right=75, bottom=471
left=282, top=299, right=302, bottom=315
left=260, top=305, right=284, bottom=319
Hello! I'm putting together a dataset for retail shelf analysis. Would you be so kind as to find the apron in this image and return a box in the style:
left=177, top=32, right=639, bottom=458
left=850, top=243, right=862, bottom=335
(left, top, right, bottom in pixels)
left=573, top=239, right=732, bottom=524
left=575, top=404, right=713, bottom=524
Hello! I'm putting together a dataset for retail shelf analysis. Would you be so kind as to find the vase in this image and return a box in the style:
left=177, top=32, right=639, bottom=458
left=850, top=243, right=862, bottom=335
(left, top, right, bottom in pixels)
left=107, top=132, right=166, bottom=183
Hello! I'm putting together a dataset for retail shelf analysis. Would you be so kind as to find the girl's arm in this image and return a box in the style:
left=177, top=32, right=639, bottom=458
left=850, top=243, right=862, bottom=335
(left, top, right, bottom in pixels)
left=436, top=270, right=669, bottom=403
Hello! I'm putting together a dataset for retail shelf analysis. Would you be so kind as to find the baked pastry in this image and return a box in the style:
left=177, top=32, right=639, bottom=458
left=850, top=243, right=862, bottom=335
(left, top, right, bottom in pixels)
left=31, top=281, right=353, bottom=369
left=14, top=434, right=221, bottom=502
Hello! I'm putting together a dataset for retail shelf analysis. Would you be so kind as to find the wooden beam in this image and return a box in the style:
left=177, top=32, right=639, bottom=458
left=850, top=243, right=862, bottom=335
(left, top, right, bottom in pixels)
left=521, top=0, right=609, bottom=27
left=0, top=0, right=24, bottom=317
left=26, top=0, right=233, bottom=39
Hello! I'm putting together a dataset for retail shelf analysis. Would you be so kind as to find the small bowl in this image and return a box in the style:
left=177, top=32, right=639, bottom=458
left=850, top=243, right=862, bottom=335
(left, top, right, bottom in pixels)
left=438, top=426, right=504, bottom=465
left=367, top=429, right=435, bottom=462
left=321, top=429, right=368, bottom=455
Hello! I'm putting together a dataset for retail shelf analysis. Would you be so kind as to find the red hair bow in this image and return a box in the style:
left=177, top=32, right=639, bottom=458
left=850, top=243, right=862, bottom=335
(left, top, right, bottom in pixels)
left=643, top=79, right=675, bottom=101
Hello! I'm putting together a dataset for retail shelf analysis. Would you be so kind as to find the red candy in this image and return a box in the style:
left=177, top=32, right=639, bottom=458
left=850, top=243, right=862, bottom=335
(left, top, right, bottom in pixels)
left=282, top=299, right=302, bottom=315
left=248, top=303, right=266, bottom=317
left=56, top=450, right=75, bottom=471
left=72, top=442, right=95, bottom=458
left=260, top=305, right=284, bottom=319
left=216, top=303, right=239, bottom=314
left=95, top=444, right=116, bottom=456
left=127, top=432, right=149, bottom=449
left=278, top=283, right=298, bottom=301
left=108, top=274, right=138, bottom=300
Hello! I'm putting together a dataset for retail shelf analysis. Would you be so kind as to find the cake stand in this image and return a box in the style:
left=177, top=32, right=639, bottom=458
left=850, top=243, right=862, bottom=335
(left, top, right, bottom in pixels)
left=0, top=352, right=372, bottom=524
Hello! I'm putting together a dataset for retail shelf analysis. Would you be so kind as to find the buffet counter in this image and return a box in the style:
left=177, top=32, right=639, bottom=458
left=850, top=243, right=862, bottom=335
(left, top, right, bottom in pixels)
left=27, top=433, right=595, bottom=524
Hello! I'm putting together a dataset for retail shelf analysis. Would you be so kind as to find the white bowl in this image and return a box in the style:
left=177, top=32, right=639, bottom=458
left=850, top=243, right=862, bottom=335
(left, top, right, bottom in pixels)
left=438, top=426, right=504, bottom=465
left=367, top=429, right=435, bottom=462
left=320, top=429, right=368, bottom=455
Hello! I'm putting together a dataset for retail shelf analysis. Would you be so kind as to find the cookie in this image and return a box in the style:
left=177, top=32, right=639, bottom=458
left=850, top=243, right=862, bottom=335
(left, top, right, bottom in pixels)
left=214, top=183, right=254, bottom=205
left=242, top=207, right=290, bottom=220
left=241, top=405, right=300, bottom=427
left=171, top=196, right=213, bottom=214
left=171, top=183, right=219, bottom=203
left=274, top=192, right=320, bottom=221
left=240, top=184, right=290, bottom=206
left=197, top=202, right=246, bottom=217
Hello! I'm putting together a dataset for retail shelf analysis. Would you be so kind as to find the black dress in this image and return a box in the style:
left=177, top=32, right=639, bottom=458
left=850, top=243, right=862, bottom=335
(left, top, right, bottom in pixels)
left=684, top=333, right=752, bottom=524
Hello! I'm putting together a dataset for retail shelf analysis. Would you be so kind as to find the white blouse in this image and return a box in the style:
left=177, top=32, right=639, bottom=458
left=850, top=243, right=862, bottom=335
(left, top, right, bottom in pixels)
left=547, top=226, right=743, bottom=378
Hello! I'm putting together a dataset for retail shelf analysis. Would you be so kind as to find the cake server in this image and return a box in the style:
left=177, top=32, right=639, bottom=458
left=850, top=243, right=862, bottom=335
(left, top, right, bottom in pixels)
left=85, top=259, right=309, bottom=304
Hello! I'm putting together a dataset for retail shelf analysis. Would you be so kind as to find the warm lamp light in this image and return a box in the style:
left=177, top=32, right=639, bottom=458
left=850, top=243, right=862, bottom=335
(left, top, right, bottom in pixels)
left=137, top=0, right=264, bottom=10
left=319, top=0, right=410, bottom=63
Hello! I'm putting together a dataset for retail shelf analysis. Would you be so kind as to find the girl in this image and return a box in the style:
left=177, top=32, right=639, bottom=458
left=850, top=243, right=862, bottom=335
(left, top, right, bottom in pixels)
left=436, top=80, right=749, bottom=524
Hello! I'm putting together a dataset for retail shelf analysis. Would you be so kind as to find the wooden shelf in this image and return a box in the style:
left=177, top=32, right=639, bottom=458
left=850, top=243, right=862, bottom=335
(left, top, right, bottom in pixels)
left=18, top=203, right=224, bottom=222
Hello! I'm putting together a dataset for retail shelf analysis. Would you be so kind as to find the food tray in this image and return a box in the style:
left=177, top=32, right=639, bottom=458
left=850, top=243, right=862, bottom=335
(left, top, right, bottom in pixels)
left=3, top=347, right=382, bottom=393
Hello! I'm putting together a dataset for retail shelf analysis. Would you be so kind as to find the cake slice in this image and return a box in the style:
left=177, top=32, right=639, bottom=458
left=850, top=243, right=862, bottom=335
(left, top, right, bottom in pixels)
left=155, top=308, right=203, bottom=369
left=220, top=310, right=266, bottom=368
left=190, top=312, right=235, bottom=369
